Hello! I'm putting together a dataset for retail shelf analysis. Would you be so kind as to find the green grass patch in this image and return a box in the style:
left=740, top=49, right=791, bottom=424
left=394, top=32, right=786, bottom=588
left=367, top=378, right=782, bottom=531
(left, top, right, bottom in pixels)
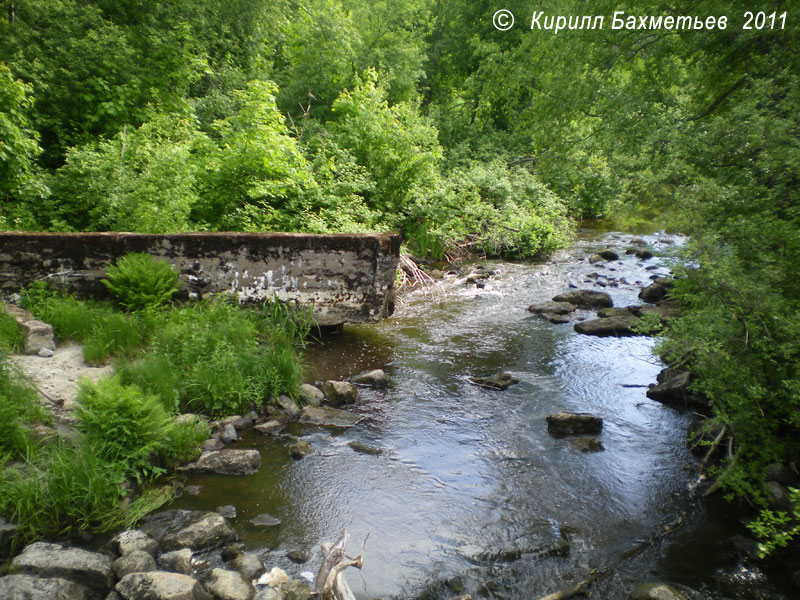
left=0, top=304, right=25, bottom=352
left=0, top=441, right=173, bottom=542
left=117, top=299, right=309, bottom=417
left=0, top=352, right=50, bottom=459
left=21, top=282, right=153, bottom=364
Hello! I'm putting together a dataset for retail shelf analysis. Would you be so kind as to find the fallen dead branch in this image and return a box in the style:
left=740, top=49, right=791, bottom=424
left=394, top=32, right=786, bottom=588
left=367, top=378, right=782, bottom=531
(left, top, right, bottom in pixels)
left=313, top=529, right=368, bottom=600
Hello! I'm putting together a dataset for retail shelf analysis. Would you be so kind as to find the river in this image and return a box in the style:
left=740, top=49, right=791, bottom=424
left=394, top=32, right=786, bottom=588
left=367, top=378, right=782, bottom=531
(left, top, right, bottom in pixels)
left=170, top=227, right=787, bottom=599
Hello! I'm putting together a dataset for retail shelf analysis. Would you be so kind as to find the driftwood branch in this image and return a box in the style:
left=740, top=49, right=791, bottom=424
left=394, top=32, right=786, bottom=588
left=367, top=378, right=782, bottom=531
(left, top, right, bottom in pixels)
left=313, top=530, right=367, bottom=600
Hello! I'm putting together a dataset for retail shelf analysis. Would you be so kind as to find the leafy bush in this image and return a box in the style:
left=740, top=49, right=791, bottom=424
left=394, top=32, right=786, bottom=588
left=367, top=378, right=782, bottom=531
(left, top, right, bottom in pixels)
left=103, top=253, right=179, bottom=311
left=76, top=376, right=206, bottom=482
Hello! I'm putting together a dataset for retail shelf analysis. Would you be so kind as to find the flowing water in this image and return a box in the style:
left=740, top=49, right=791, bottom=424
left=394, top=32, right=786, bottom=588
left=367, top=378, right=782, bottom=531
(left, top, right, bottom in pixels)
left=170, top=228, right=789, bottom=599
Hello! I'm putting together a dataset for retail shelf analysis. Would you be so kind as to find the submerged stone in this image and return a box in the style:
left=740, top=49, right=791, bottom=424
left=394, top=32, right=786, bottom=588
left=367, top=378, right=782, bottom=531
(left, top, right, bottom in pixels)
left=546, top=413, right=603, bottom=436
left=469, top=372, right=519, bottom=390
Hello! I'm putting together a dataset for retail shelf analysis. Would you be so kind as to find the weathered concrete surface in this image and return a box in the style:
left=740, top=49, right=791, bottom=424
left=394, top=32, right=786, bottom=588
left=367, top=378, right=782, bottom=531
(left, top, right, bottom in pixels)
left=0, top=232, right=400, bottom=326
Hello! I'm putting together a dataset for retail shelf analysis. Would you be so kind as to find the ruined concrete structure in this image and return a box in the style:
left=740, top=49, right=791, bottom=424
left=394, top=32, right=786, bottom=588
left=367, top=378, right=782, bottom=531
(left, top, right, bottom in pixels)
left=0, top=232, right=400, bottom=326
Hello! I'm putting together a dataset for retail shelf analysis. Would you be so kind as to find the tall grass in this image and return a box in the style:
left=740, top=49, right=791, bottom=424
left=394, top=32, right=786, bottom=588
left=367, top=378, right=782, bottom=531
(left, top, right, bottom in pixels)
left=21, top=282, right=152, bottom=364
left=0, top=352, right=49, bottom=459
left=118, top=299, right=309, bottom=417
left=3, top=285, right=310, bottom=546
left=0, top=441, right=173, bottom=542
left=0, top=304, right=24, bottom=352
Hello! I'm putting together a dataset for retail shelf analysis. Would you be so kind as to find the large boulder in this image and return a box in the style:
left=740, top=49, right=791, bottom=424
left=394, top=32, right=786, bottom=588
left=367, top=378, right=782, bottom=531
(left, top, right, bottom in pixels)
left=321, top=381, right=357, bottom=406
left=274, top=395, right=300, bottom=420
left=351, top=369, right=388, bottom=388
left=0, top=574, right=90, bottom=600
left=11, top=542, right=114, bottom=599
left=647, top=368, right=709, bottom=412
left=552, top=290, right=613, bottom=309
left=109, top=530, right=159, bottom=557
left=4, top=305, right=56, bottom=355
left=546, top=413, right=604, bottom=436
left=527, top=301, right=576, bottom=315
left=204, top=568, right=254, bottom=600
left=180, top=450, right=261, bottom=476
left=289, top=440, right=313, bottom=460
left=115, top=571, right=212, bottom=600
left=141, top=511, right=238, bottom=552
left=630, top=582, right=687, bottom=600
left=157, top=549, right=193, bottom=575
left=112, top=550, right=157, bottom=580
left=229, top=553, right=265, bottom=580
left=298, top=384, right=324, bottom=407
left=574, top=315, right=642, bottom=337
left=298, top=406, right=360, bottom=428
left=639, top=278, right=674, bottom=304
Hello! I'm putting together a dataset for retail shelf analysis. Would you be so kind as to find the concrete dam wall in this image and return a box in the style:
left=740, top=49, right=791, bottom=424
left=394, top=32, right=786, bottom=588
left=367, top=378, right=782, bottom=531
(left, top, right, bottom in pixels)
left=0, top=232, right=401, bottom=326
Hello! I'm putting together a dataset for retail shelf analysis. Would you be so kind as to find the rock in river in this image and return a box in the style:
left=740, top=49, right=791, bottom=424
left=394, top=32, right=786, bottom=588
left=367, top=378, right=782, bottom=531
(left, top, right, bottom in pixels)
left=646, top=368, right=709, bottom=412
left=180, top=449, right=261, bottom=476
left=115, top=571, right=212, bottom=600
left=0, top=574, right=90, bottom=600
left=250, top=514, right=282, bottom=528
left=574, top=315, right=642, bottom=337
left=527, top=301, right=576, bottom=315
left=546, top=413, right=604, bottom=436
left=205, top=568, right=254, bottom=600
left=469, top=372, right=519, bottom=390
left=630, top=582, right=688, bottom=600
left=351, top=368, right=388, bottom=388
left=552, top=290, right=613, bottom=308
left=141, top=510, right=238, bottom=552
left=298, top=405, right=360, bottom=428
left=322, top=380, right=358, bottom=406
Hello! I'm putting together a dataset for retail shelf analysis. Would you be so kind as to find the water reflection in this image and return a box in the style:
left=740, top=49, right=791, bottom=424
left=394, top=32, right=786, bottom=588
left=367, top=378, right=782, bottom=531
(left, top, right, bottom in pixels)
left=167, top=231, right=751, bottom=599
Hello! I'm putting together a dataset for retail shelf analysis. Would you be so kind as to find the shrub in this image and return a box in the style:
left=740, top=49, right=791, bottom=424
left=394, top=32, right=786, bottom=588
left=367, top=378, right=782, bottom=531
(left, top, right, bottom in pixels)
left=102, top=253, right=179, bottom=311
left=76, top=376, right=206, bottom=482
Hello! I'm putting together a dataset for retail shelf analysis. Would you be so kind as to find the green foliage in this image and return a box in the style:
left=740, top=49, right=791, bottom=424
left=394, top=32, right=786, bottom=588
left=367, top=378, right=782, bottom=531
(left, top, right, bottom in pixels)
left=117, top=299, right=307, bottom=417
left=330, top=70, right=442, bottom=223
left=427, top=159, right=573, bottom=259
left=193, top=80, right=313, bottom=231
left=0, top=64, right=48, bottom=229
left=0, top=305, right=25, bottom=352
left=22, top=282, right=151, bottom=363
left=748, top=488, right=800, bottom=558
left=76, top=376, right=206, bottom=482
left=0, top=352, right=49, bottom=459
left=0, top=441, right=173, bottom=541
left=103, top=253, right=180, bottom=311
left=45, top=113, right=201, bottom=233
